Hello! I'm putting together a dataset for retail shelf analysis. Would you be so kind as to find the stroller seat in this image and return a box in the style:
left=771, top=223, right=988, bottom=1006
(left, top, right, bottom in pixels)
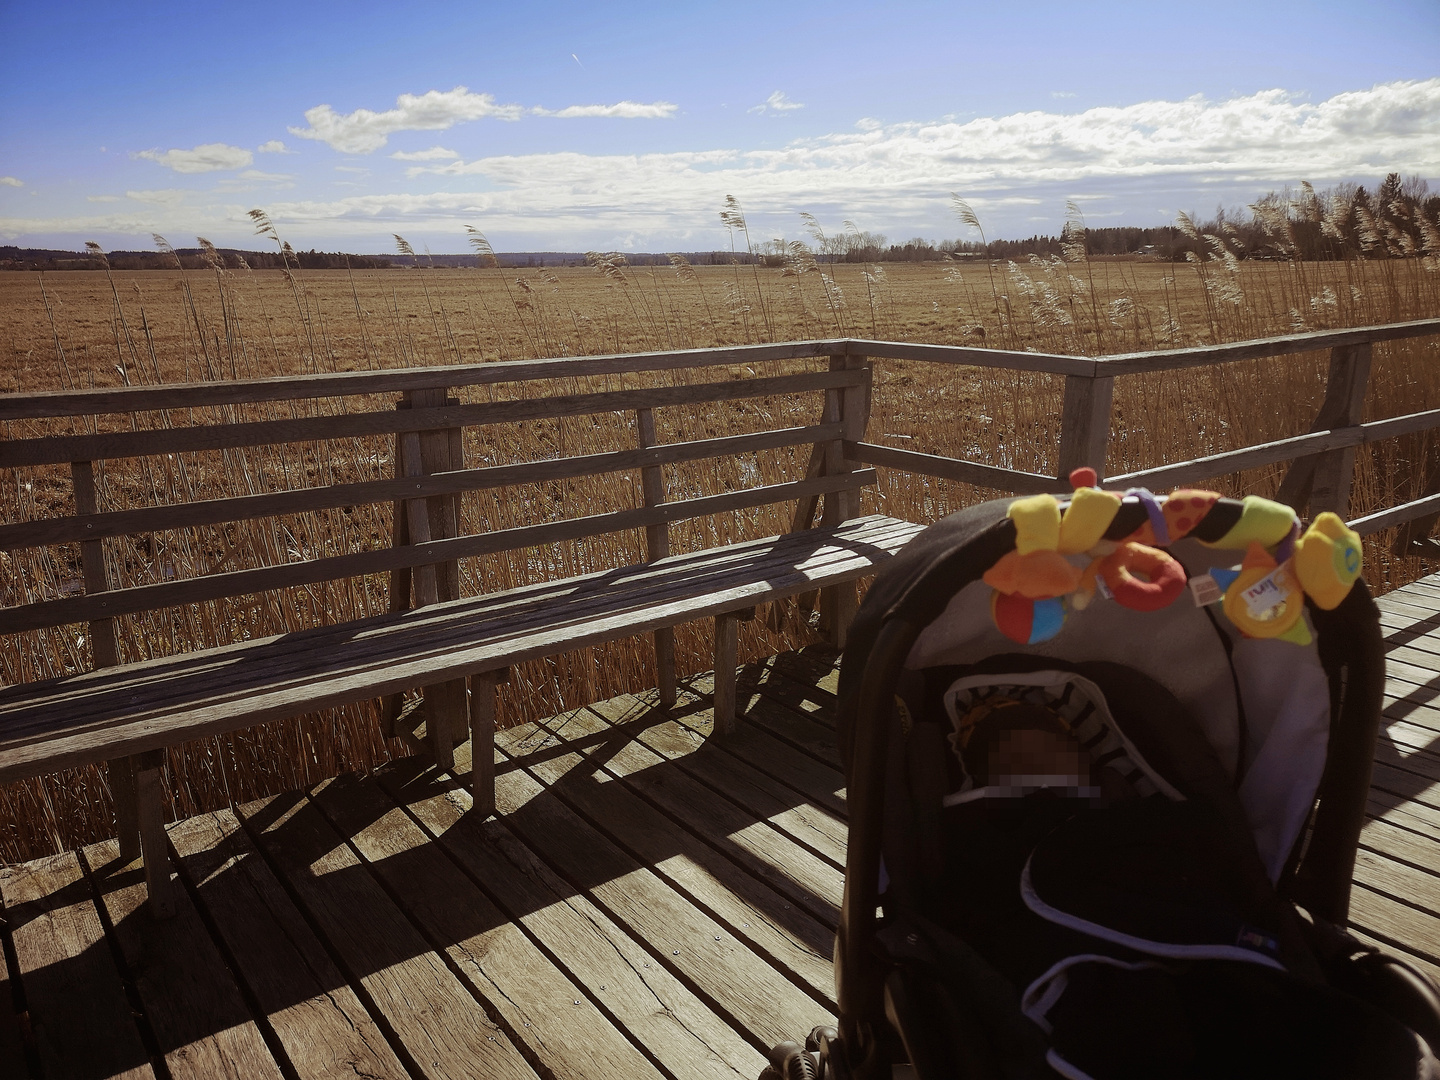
left=763, top=484, right=1440, bottom=1080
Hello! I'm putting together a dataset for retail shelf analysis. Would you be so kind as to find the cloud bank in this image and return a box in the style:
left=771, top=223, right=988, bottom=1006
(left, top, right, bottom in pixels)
left=9, top=80, right=1438, bottom=249
left=136, top=143, right=254, bottom=173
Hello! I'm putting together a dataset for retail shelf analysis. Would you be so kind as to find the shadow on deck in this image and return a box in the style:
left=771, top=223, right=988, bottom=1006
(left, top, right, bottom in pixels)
left=6, top=569, right=1440, bottom=1079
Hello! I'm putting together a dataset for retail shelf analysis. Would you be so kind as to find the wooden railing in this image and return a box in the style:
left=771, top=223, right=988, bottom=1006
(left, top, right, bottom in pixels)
left=839, top=318, right=1440, bottom=542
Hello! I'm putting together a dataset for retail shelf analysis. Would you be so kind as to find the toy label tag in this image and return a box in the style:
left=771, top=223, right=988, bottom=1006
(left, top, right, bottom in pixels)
left=1241, top=565, right=1295, bottom=618
left=1189, top=574, right=1223, bottom=606
left=1094, top=575, right=1113, bottom=601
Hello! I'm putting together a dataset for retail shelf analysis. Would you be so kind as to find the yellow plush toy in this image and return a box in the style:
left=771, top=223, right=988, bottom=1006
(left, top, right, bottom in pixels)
left=1293, top=512, right=1363, bottom=610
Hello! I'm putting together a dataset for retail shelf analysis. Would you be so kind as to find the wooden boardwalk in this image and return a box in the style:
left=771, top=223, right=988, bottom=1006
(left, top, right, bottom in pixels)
left=3, top=575, right=1440, bottom=1079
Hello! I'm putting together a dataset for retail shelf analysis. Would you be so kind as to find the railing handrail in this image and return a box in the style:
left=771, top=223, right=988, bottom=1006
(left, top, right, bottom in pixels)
left=6, top=318, right=1438, bottom=422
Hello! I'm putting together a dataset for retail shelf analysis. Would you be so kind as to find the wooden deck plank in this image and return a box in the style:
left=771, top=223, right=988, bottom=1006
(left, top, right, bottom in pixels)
left=471, top=737, right=838, bottom=1047
left=0, top=851, right=156, bottom=1080
left=0, top=912, right=32, bottom=1079
left=306, top=771, right=666, bottom=1080
left=81, top=839, right=286, bottom=1080
left=166, top=811, right=410, bottom=1080
left=672, top=673, right=848, bottom=819
left=532, top=700, right=844, bottom=925
left=234, top=791, right=540, bottom=1080
left=375, top=754, right=767, bottom=1080
left=586, top=689, right=847, bottom=868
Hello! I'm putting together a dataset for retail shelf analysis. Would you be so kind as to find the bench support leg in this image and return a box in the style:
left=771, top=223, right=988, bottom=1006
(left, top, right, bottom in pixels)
left=134, top=750, right=175, bottom=919
left=110, top=757, right=140, bottom=862
left=713, top=612, right=740, bottom=736
left=470, top=672, right=497, bottom=818
left=821, top=581, right=857, bottom=650
left=654, top=626, right=677, bottom=708
left=425, top=679, right=467, bottom=772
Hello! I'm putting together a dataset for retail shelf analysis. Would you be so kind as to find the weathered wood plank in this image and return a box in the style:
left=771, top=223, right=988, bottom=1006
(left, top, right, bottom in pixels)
left=234, top=792, right=540, bottom=1080
left=845, top=440, right=1061, bottom=495
left=587, top=690, right=847, bottom=868
left=532, top=702, right=843, bottom=924
left=845, top=338, right=1097, bottom=377
left=82, top=839, right=286, bottom=1080
left=678, top=672, right=848, bottom=819
left=166, top=811, right=409, bottom=1080
left=1349, top=867, right=1440, bottom=965
left=0, top=470, right=878, bottom=634
left=0, top=852, right=156, bottom=1079
left=1057, top=374, right=1113, bottom=481
left=0, top=917, right=31, bottom=1079
left=307, top=772, right=666, bottom=1080
left=0, top=518, right=921, bottom=782
left=478, top=737, right=839, bottom=1037
left=1097, top=318, right=1440, bottom=376
left=2, top=339, right=844, bottom=420
left=376, top=754, right=765, bottom=1080
left=2, top=369, right=863, bottom=468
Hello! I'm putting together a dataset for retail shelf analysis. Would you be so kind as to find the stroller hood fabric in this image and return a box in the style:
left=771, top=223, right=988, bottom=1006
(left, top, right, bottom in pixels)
left=829, top=496, right=1436, bottom=1079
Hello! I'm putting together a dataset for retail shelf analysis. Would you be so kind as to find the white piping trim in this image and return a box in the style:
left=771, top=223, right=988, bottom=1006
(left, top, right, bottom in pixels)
left=1045, top=1048, right=1100, bottom=1080
left=1020, top=856, right=1286, bottom=971
left=1020, top=953, right=1164, bottom=1032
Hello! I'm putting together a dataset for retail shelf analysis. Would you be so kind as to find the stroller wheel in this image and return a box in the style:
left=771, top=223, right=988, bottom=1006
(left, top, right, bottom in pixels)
left=758, top=1040, right=820, bottom=1080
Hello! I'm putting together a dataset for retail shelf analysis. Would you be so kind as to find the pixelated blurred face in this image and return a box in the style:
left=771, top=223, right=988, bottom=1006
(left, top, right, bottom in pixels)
left=986, top=727, right=1090, bottom=785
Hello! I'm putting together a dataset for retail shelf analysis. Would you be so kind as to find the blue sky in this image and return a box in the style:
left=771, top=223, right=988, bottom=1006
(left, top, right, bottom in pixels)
left=2, top=0, right=1437, bottom=253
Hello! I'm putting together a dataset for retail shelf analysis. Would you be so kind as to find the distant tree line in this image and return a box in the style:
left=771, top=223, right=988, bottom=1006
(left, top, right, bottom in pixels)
left=6, top=174, right=1436, bottom=271
left=0, top=247, right=393, bottom=271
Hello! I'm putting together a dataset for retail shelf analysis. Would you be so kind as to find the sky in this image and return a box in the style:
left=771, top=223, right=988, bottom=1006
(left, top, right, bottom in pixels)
left=1, top=0, right=1438, bottom=255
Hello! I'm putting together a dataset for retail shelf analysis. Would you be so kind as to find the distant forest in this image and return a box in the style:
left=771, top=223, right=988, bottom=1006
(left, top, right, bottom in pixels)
left=4, top=174, right=1435, bottom=271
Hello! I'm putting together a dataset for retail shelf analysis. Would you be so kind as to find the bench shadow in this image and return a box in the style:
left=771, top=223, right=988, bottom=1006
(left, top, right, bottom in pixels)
left=50, top=662, right=844, bottom=1061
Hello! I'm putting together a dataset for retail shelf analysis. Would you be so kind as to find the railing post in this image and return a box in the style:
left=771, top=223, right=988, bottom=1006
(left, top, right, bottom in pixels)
left=1056, top=373, right=1113, bottom=482
left=1275, top=342, right=1372, bottom=519
left=819, top=355, right=871, bottom=647
left=384, top=389, right=469, bottom=771
left=636, top=407, right=677, bottom=709
left=74, top=460, right=173, bottom=914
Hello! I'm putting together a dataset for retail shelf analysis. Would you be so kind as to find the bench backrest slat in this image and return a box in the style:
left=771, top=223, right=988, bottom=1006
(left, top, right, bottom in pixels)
left=0, top=470, right=874, bottom=636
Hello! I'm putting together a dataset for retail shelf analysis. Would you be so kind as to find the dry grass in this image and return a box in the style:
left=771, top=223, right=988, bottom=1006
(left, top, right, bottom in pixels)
left=1, top=234, right=1438, bottom=861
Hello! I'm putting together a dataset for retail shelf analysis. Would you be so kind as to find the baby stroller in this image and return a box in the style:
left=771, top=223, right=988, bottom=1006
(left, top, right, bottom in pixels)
left=764, top=477, right=1440, bottom=1080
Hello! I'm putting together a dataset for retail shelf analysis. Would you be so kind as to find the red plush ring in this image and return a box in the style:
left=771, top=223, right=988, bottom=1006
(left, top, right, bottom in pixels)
left=1100, top=542, right=1186, bottom=612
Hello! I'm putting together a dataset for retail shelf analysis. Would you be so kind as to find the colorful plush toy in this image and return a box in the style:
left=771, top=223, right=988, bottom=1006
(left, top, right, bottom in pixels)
left=1293, top=512, right=1363, bottom=610
left=981, top=469, right=1357, bottom=648
left=1220, top=541, right=1311, bottom=645
left=1094, top=541, right=1188, bottom=612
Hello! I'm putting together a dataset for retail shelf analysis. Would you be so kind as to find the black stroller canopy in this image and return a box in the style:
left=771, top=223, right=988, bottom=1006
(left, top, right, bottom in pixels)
left=794, top=487, right=1440, bottom=1080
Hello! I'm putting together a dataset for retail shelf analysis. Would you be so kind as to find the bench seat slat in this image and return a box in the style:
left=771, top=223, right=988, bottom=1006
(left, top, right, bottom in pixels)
left=0, top=515, right=921, bottom=782
left=4, top=516, right=921, bottom=719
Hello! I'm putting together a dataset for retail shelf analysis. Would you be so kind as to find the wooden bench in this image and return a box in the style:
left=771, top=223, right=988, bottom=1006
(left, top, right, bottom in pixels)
left=0, top=344, right=920, bottom=916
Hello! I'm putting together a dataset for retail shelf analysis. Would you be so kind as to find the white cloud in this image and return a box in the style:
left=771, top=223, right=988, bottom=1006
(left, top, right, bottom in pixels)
left=750, top=91, right=804, bottom=115
left=289, top=86, right=523, bottom=154
left=7, top=79, right=1437, bottom=251
left=258, top=79, right=1440, bottom=246
left=531, top=101, right=678, bottom=119
left=390, top=146, right=461, bottom=161
left=1051, top=91, right=1077, bottom=99
left=855, top=118, right=882, bottom=132
left=86, top=195, right=120, bottom=202
left=0, top=176, right=22, bottom=188
left=257, top=140, right=294, bottom=154
left=135, top=143, right=254, bottom=173
left=125, top=189, right=189, bottom=206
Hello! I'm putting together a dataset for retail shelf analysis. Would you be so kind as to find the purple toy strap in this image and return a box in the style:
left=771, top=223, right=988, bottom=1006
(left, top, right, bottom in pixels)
left=1125, top=488, right=1169, bottom=546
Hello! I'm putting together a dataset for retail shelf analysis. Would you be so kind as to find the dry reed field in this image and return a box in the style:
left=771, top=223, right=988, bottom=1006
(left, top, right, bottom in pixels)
left=2, top=211, right=1438, bottom=861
